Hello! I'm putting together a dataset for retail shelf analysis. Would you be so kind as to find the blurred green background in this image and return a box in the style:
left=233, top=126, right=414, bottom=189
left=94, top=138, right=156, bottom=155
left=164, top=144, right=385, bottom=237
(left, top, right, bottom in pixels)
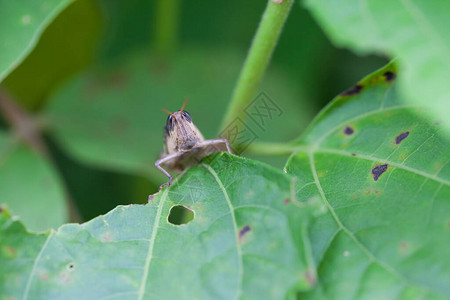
left=0, top=0, right=387, bottom=230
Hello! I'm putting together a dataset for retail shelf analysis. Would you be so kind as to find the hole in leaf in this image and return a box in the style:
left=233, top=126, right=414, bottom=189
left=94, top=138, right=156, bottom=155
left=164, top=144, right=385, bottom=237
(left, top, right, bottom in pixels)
left=168, top=205, right=194, bottom=225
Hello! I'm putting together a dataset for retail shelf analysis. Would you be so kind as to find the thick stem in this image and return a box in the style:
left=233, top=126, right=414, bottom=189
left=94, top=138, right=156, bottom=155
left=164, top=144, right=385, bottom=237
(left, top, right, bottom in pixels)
left=0, top=88, right=48, bottom=156
left=220, top=0, right=294, bottom=134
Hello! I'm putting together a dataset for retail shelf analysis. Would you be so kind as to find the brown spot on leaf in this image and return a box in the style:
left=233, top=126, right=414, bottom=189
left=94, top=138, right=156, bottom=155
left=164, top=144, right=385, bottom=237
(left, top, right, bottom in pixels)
left=351, top=153, right=356, bottom=156
left=340, top=84, right=363, bottom=96
left=38, top=271, right=49, bottom=281
left=3, top=246, right=15, bottom=258
left=395, top=131, right=410, bottom=144
left=102, top=233, right=112, bottom=242
left=0, top=206, right=3, bottom=213
left=400, top=241, right=409, bottom=250
left=304, top=270, right=317, bottom=286
left=239, top=225, right=251, bottom=240
left=284, top=198, right=290, bottom=205
left=59, top=272, right=72, bottom=284
left=383, top=71, right=396, bottom=82
left=372, top=164, right=388, bottom=181
left=344, top=126, right=354, bottom=135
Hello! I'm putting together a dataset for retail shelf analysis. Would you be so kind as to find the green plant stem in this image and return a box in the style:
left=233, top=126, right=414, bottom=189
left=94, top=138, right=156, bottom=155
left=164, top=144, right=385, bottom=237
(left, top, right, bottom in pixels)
left=220, top=0, right=294, bottom=135
left=154, top=0, right=180, bottom=55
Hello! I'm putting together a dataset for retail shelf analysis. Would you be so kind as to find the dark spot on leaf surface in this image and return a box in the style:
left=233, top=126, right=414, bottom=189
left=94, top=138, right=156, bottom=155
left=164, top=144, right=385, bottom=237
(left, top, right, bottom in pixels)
left=344, top=126, right=354, bottom=135
left=284, top=198, right=290, bottom=205
left=351, top=153, right=356, bottom=156
left=239, top=225, right=251, bottom=240
left=395, top=131, right=410, bottom=144
left=372, top=164, right=388, bottom=181
left=168, top=205, right=194, bottom=225
left=67, top=263, right=75, bottom=270
left=0, top=206, right=3, bottom=213
left=383, top=71, right=396, bottom=82
left=340, top=84, right=363, bottom=96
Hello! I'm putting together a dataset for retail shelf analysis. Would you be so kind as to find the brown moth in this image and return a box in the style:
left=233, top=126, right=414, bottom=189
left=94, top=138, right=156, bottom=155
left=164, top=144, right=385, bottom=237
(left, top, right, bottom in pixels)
left=155, top=100, right=232, bottom=190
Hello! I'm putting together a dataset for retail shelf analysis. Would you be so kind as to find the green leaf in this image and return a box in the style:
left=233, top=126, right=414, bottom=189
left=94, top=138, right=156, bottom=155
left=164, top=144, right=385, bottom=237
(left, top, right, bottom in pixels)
left=0, top=0, right=74, bottom=83
left=304, top=0, right=450, bottom=133
left=0, top=153, right=319, bottom=299
left=0, top=131, right=68, bottom=231
left=43, top=48, right=314, bottom=182
left=285, top=63, right=450, bottom=299
left=2, top=0, right=102, bottom=109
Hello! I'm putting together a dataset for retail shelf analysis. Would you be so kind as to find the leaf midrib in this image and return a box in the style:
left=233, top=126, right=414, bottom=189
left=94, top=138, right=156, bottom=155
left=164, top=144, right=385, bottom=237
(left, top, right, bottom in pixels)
left=201, top=163, right=243, bottom=300
left=137, top=189, right=167, bottom=300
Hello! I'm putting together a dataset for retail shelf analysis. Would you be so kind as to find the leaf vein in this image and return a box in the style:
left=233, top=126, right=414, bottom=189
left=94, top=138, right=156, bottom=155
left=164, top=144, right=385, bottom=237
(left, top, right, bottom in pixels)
left=137, top=190, right=167, bottom=300
left=201, top=163, right=243, bottom=300
left=22, top=230, right=55, bottom=300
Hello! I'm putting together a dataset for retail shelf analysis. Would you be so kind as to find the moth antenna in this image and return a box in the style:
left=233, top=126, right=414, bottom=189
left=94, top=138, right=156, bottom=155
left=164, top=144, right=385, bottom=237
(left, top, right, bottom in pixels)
left=162, top=108, right=176, bottom=118
left=181, top=98, right=189, bottom=112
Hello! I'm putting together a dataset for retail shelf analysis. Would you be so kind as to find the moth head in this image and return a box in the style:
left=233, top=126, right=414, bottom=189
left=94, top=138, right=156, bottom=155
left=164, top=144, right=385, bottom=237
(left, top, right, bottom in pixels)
left=164, top=110, right=192, bottom=136
left=163, top=100, right=204, bottom=152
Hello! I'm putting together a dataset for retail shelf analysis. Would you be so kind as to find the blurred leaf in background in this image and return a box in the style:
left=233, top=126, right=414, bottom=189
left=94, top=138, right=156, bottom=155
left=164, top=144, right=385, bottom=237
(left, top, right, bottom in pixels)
left=304, top=0, right=450, bottom=132
left=0, top=0, right=75, bottom=82
left=0, top=131, right=67, bottom=231
left=3, top=0, right=102, bottom=110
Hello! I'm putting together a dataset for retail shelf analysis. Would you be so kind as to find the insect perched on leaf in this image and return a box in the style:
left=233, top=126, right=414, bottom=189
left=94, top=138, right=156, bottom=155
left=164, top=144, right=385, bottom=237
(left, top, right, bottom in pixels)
left=154, top=100, right=232, bottom=191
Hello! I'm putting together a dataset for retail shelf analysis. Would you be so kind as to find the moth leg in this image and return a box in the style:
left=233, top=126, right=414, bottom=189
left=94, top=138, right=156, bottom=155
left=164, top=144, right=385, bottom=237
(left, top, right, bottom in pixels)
left=199, top=138, right=233, bottom=154
left=155, top=152, right=182, bottom=190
